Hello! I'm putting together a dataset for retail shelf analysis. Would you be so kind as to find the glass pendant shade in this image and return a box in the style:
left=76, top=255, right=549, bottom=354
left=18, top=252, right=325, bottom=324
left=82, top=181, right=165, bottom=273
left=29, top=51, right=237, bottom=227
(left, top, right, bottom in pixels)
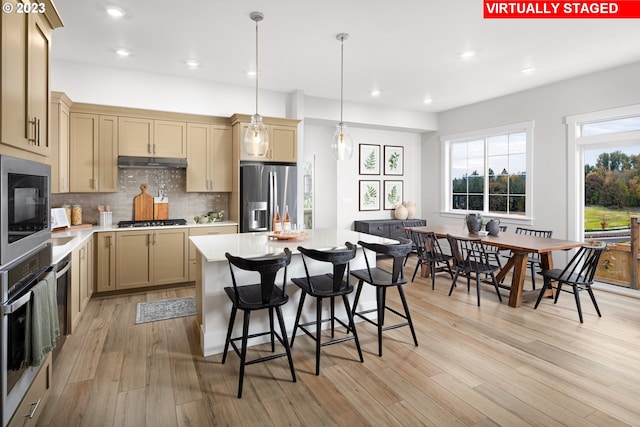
left=244, top=113, right=269, bottom=157
left=331, top=122, right=354, bottom=161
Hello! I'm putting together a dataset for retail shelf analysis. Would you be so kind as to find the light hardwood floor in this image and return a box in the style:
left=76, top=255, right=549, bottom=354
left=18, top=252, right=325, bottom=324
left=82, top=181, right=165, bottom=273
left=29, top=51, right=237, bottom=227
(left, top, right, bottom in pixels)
left=36, top=258, right=640, bottom=426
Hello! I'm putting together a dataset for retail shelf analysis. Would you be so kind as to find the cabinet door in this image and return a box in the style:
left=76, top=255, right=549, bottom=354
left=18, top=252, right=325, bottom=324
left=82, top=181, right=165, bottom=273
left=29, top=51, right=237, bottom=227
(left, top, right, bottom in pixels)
left=70, top=245, right=81, bottom=331
left=153, top=229, right=188, bottom=286
left=79, top=239, right=93, bottom=312
left=270, top=125, right=297, bottom=162
left=69, top=113, right=98, bottom=192
left=51, top=97, right=70, bottom=193
left=212, top=125, right=232, bottom=191
left=154, top=120, right=186, bottom=157
left=95, top=232, right=116, bottom=292
left=186, top=123, right=210, bottom=192
left=116, top=231, right=153, bottom=289
left=98, top=116, right=118, bottom=192
left=118, top=117, right=153, bottom=156
left=7, top=353, right=51, bottom=427
left=27, top=13, right=51, bottom=155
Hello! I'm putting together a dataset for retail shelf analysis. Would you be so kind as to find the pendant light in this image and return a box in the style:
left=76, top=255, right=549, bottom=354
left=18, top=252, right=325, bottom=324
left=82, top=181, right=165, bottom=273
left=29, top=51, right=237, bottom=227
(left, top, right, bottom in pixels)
left=244, top=11, right=269, bottom=157
left=331, top=33, right=354, bottom=161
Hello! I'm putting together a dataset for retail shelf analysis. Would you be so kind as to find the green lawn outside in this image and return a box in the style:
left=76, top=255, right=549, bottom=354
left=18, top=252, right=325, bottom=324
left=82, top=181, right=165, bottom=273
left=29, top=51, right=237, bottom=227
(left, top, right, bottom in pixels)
left=584, top=206, right=640, bottom=230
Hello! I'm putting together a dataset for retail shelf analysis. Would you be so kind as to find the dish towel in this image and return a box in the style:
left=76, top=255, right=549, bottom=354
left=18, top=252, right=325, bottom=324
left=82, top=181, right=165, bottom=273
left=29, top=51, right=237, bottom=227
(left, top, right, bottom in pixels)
left=26, top=270, right=59, bottom=367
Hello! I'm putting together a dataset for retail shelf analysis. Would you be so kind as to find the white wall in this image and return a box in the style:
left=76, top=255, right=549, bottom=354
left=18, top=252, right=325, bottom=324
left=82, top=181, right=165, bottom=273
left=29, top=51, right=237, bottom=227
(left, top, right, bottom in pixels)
left=422, top=61, right=640, bottom=243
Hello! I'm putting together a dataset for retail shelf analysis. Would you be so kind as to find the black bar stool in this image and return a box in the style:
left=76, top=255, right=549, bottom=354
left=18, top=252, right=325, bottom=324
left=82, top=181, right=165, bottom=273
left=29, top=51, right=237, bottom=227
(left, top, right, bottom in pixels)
left=350, top=238, right=417, bottom=356
left=290, top=242, right=363, bottom=375
left=222, top=248, right=296, bottom=398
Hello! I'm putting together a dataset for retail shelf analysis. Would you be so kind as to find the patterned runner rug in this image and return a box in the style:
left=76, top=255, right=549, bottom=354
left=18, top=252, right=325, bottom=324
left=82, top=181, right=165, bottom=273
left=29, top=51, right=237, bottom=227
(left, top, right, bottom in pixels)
left=135, top=296, right=196, bottom=324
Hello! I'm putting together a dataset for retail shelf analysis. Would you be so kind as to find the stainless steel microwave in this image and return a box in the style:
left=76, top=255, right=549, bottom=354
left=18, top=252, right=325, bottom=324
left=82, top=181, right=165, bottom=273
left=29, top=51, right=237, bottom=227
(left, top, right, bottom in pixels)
left=0, top=155, right=51, bottom=266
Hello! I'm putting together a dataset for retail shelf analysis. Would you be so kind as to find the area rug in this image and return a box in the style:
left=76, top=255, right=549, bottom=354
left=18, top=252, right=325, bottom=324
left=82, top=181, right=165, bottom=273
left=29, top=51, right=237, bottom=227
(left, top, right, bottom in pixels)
left=135, top=296, right=196, bottom=324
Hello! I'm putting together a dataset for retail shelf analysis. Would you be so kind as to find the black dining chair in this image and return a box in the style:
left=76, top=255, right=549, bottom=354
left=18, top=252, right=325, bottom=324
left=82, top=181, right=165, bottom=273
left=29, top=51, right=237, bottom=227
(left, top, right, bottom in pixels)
left=410, top=229, right=454, bottom=289
left=350, top=238, right=417, bottom=356
left=290, top=242, right=362, bottom=375
left=447, top=234, right=503, bottom=306
left=402, top=219, right=426, bottom=266
left=507, top=227, right=553, bottom=289
left=222, top=248, right=296, bottom=398
left=534, top=242, right=606, bottom=323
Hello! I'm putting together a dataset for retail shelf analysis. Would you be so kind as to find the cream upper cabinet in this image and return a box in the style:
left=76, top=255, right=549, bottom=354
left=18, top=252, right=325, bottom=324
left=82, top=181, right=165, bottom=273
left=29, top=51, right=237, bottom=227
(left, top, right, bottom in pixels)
left=50, top=92, right=71, bottom=193
left=186, top=123, right=232, bottom=192
left=232, top=115, right=299, bottom=163
left=1, top=2, right=62, bottom=159
left=69, top=113, right=118, bottom=192
left=118, top=117, right=153, bottom=156
left=118, top=117, right=186, bottom=158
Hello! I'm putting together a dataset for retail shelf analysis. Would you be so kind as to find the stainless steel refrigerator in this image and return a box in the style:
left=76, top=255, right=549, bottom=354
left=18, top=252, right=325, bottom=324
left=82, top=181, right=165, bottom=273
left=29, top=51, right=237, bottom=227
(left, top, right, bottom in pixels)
left=240, top=162, right=297, bottom=233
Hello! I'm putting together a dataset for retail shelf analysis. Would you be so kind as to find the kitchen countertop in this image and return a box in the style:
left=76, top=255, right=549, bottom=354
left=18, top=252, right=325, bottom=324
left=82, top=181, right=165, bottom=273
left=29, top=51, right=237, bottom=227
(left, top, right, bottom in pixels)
left=50, top=220, right=238, bottom=264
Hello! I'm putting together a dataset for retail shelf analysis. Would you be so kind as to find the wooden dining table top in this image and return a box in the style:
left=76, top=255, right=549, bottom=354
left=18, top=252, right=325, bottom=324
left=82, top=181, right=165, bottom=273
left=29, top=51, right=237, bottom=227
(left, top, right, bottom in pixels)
left=408, top=224, right=584, bottom=254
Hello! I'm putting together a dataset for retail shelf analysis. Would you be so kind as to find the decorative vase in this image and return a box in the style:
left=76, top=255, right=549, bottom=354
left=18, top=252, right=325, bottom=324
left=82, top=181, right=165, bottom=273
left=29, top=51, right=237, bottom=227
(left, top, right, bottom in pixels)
left=465, top=213, right=483, bottom=234
left=486, top=219, right=501, bottom=236
left=403, top=201, right=416, bottom=219
left=394, top=204, right=408, bottom=220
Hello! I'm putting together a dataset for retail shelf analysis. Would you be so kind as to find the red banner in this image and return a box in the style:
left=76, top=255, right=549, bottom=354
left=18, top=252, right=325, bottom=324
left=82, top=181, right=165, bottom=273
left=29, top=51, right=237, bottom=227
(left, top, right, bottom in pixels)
left=484, top=1, right=640, bottom=18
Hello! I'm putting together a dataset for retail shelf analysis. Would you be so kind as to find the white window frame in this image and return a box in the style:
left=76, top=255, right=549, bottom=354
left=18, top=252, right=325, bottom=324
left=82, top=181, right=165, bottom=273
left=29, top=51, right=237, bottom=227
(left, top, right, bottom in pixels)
left=566, top=104, right=640, bottom=242
left=440, top=121, right=534, bottom=222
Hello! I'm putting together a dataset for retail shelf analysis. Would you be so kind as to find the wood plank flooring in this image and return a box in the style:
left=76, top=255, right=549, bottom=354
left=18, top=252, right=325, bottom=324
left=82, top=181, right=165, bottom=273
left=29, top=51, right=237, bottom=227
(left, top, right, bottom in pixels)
left=36, top=258, right=640, bottom=426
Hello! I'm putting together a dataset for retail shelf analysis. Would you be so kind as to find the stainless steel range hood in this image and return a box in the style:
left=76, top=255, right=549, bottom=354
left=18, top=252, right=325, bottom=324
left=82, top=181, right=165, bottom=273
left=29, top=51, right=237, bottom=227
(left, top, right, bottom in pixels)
left=117, top=156, right=188, bottom=169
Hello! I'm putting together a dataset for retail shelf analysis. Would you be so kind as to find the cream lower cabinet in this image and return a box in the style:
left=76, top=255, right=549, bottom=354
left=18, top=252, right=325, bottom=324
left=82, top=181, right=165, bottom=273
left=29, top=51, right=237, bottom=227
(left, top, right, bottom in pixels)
left=70, top=236, right=93, bottom=333
left=95, top=232, right=116, bottom=292
left=188, top=225, right=237, bottom=281
left=7, top=353, right=51, bottom=427
left=115, top=229, right=188, bottom=290
left=186, top=123, right=232, bottom=192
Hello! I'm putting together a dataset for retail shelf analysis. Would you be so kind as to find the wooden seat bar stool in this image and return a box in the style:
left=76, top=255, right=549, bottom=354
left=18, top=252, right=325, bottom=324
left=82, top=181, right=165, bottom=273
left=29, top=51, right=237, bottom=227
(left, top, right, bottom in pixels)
left=290, top=242, right=363, bottom=375
left=350, top=238, right=417, bottom=356
left=222, top=248, right=296, bottom=398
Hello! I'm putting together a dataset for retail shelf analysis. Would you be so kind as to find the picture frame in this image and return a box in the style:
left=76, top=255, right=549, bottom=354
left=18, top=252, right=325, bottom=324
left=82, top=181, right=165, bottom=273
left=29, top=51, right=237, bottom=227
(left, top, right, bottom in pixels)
left=359, top=180, right=380, bottom=211
left=383, top=180, right=403, bottom=210
left=384, top=145, right=404, bottom=175
left=359, top=144, right=381, bottom=175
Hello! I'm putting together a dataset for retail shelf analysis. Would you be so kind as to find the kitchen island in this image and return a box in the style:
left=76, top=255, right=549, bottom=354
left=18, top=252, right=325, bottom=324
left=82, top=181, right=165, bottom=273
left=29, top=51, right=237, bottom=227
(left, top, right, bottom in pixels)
left=190, top=228, right=395, bottom=357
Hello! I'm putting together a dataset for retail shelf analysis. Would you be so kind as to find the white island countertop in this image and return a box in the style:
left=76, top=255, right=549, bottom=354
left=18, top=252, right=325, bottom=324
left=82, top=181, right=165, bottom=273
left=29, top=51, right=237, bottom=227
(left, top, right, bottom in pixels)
left=190, top=228, right=396, bottom=262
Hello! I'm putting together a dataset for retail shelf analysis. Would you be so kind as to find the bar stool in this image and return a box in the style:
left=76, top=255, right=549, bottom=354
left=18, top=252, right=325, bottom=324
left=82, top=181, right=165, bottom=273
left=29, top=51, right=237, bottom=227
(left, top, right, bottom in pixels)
left=350, top=238, right=417, bottom=356
left=290, top=242, right=363, bottom=375
left=222, top=248, right=296, bottom=398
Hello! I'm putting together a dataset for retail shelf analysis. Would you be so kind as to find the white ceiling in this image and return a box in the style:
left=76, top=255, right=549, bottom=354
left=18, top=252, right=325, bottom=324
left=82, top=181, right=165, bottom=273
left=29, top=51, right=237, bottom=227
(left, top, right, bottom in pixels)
left=50, top=0, right=640, bottom=113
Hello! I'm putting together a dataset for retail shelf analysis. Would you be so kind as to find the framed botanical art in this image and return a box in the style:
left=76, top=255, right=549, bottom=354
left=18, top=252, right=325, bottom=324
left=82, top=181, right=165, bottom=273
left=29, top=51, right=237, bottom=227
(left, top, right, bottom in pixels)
left=359, top=144, right=380, bottom=175
left=384, top=145, right=404, bottom=175
left=359, top=180, right=380, bottom=211
left=383, top=180, right=403, bottom=210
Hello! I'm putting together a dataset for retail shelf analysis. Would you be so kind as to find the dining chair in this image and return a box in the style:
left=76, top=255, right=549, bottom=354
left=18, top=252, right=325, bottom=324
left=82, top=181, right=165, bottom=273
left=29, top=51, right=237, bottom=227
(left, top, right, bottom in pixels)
left=446, top=234, right=503, bottom=306
left=534, top=242, right=606, bottom=323
left=222, top=248, right=296, bottom=398
left=402, top=219, right=426, bottom=266
left=512, top=227, right=553, bottom=289
left=350, top=238, right=417, bottom=356
left=410, top=229, right=454, bottom=289
left=483, top=225, right=508, bottom=268
left=289, top=242, right=363, bottom=375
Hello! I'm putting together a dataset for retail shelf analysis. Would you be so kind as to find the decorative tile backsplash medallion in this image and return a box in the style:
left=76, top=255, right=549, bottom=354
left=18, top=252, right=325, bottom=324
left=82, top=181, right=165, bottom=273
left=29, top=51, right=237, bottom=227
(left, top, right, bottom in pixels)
left=51, top=169, right=228, bottom=225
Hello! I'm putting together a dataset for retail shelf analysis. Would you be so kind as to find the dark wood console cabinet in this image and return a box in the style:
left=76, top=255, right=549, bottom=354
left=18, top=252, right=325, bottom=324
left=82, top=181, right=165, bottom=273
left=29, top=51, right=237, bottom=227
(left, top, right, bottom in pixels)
left=354, top=219, right=426, bottom=240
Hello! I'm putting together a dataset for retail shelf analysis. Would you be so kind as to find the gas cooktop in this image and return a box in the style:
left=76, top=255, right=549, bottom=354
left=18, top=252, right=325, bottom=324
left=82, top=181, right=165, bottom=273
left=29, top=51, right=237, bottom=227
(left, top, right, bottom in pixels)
left=117, top=219, right=187, bottom=228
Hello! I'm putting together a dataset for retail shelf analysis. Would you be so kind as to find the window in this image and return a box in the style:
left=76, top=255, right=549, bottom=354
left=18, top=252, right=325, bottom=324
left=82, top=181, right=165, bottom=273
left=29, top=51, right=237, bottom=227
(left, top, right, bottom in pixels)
left=443, top=121, right=533, bottom=217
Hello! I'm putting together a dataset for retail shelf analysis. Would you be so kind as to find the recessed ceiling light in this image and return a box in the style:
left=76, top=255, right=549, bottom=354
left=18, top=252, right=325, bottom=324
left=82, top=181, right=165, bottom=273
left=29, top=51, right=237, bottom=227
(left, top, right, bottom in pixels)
left=460, top=50, right=476, bottom=59
left=116, top=48, right=130, bottom=57
left=521, top=67, right=536, bottom=74
left=246, top=70, right=257, bottom=77
left=106, top=7, right=125, bottom=18
left=186, top=60, right=200, bottom=68
left=370, top=89, right=381, bottom=97
left=423, top=97, right=433, bottom=104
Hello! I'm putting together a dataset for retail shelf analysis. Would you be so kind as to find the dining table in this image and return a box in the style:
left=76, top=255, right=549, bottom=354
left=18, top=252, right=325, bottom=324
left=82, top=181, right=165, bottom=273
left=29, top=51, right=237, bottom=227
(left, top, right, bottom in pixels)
left=407, top=225, right=585, bottom=308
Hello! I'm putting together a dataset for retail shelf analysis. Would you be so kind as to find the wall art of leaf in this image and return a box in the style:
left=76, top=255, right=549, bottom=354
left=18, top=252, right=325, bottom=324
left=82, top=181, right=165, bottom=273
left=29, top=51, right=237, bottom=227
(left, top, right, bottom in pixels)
left=364, top=151, right=377, bottom=170
left=387, top=185, right=399, bottom=205
left=388, top=152, right=400, bottom=170
left=364, top=185, right=377, bottom=205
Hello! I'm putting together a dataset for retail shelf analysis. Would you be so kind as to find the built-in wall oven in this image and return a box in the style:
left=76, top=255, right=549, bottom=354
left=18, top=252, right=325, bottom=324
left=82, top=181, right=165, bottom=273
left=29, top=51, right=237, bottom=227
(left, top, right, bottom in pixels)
left=0, top=155, right=51, bottom=266
left=0, top=244, right=52, bottom=426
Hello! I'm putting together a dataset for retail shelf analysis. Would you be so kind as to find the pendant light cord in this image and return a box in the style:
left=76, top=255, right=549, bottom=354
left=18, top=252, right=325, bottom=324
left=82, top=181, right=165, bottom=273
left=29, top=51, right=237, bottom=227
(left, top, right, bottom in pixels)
left=339, top=37, right=344, bottom=124
left=255, top=18, right=259, bottom=115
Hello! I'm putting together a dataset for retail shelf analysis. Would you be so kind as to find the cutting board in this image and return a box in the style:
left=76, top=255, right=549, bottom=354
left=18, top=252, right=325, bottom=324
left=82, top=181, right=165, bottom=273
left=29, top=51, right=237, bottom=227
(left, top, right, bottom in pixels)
left=153, top=197, right=169, bottom=220
left=134, top=184, right=153, bottom=220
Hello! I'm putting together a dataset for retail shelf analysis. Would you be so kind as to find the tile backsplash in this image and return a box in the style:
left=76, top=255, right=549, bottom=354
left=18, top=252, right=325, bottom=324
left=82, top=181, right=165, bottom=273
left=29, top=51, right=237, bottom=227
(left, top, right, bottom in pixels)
left=51, top=169, right=228, bottom=225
